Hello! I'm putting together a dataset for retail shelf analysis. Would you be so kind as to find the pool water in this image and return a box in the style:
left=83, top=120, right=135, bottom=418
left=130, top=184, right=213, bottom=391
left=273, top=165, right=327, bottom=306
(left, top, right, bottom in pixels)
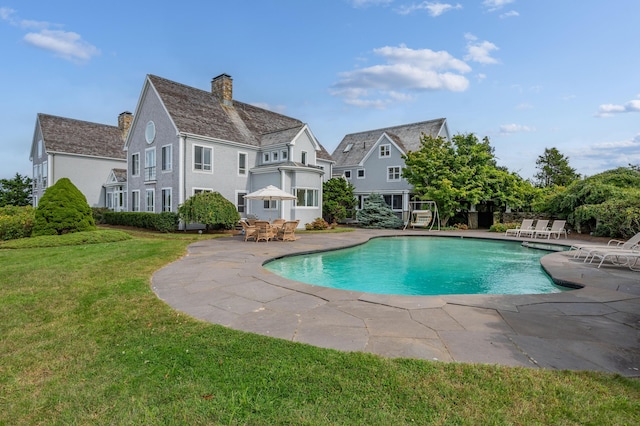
left=264, top=237, right=566, bottom=296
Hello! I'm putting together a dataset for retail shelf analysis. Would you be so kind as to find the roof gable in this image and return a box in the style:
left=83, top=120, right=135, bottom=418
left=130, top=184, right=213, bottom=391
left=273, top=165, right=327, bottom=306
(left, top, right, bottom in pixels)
left=36, top=113, right=126, bottom=159
left=331, top=118, right=448, bottom=167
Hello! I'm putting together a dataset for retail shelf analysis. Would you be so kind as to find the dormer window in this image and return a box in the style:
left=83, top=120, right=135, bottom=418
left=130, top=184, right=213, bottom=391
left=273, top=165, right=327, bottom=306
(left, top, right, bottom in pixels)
left=263, top=153, right=270, bottom=163
left=281, top=149, right=288, bottom=161
left=272, top=151, right=279, bottom=162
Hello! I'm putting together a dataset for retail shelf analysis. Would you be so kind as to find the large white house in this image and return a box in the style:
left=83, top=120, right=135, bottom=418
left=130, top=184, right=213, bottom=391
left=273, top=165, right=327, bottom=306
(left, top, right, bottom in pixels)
left=123, top=73, right=334, bottom=227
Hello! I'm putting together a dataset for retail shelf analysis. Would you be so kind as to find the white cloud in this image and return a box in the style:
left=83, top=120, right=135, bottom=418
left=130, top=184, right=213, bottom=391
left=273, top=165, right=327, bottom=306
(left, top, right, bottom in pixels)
left=500, top=10, right=519, bottom=18
left=499, top=123, right=535, bottom=134
left=595, top=97, right=640, bottom=117
left=464, top=33, right=499, bottom=64
left=332, top=44, right=471, bottom=108
left=24, top=29, right=100, bottom=62
left=396, top=2, right=462, bottom=17
left=351, top=0, right=393, bottom=7
left=1, top=8, right=99, bottom=63
left=571, top=133, right=640, bottom=172
left=483, top=0, right=515, bottom=12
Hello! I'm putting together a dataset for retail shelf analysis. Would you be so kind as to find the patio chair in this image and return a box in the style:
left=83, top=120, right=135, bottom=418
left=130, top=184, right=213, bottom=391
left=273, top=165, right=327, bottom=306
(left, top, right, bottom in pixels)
left=277, top=220, right=300, bottom=241
left=254, top=220, right=275, bottom=242
left=505, top=219, right=534, bottom=237
left=534, top=220, right=567, bottom=239
left=518, top=219, right=549, bottom=238
left=569, top=232, right=640, bottom=259
left=239, top=220, right=257, bottom=242
left=588, top=245, right=640, bottom=271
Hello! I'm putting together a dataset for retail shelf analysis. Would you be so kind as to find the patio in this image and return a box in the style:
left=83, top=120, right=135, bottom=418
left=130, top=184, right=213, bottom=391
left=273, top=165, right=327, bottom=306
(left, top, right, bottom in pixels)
left=152, top=229, right=640, bottom=377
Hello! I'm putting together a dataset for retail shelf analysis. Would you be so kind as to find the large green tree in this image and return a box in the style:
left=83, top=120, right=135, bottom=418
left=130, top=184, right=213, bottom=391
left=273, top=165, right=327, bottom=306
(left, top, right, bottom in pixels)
left=322, top=178, right=357, bottom=224
left=402, top=133, right=530, bottom=226
left=32, top=178, right=96, bottom=236
left=0, top=173, right=32, bottom=207
left=534, top=147, right=580, bottom=187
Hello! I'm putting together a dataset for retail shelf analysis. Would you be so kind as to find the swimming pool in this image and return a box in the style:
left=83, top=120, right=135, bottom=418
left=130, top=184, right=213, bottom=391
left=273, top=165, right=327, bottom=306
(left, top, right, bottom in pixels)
left=264, top=237, right=567, bottom=296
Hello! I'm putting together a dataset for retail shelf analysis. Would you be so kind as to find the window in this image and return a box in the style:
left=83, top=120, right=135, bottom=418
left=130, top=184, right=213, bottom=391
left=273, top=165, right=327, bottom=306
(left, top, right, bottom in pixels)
left=272, top=151, right=279, bottom=162
left=344, top=170, right=352, bottom=179
left=357, top=169, right=365, bottom=179
left=379, top=144, right=390, bottom=158
left=193, top=188, right=213, bottom=195
left=131, top=190, right=140, bottom=212
left=145, top=148, right=156, bottom=181
left=37, top=139, right=43, bottom=157
left=42, top=161, right=47, bottom=187
left=161, top=145, right=172, bottom=171
left=387, top=166, right=401, bottom=181
left=263, top=152, right=270, bottom=163
left=238, top=152, right=247, bottom=175
left=146, top=189, right=155, bottom=212
left=237, top=192, right=246, bottom=213
left=263, top=199, right=277, bottom=209
left=301, top=151, right=307, bottom=165
left=383, top=194, right=403, bottom=210
left=296, top=188, right=318, bottom=207
left=343, top=143, right=353, bottom=153
left=131, top=153, right=140, bottom=176
left=281, top=149, right=288, bottom=161
left=194, top=145, right=212, bottom=171
left=161, top=188, right=172, bottom=212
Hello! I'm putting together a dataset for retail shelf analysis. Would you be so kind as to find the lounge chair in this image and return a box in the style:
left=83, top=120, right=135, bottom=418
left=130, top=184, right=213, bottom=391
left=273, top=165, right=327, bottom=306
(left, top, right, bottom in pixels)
left=569, top=232, right=640, bottom=259
left=277, top=220, right=300, bottom=241
left=239, top=220, right=257, bottom=242
left=588, top=246, right=640, bottom=271
left=518, top=219, right=549, bottom=238
left=534, top=220, right=567, bottom=239
left=254, top=220, right=275, bottom=242
left=505, top=219, right=534, bottom=237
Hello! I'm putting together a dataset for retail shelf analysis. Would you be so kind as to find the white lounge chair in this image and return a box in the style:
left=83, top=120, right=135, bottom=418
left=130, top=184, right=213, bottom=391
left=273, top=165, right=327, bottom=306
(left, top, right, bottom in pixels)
left=518, top=219, right=549, bottom=238
left=570, top=232, right=640, bottom=259
left=589, top=246, right=640, bottom=271
left=505, top=219, right=534, bottom=237
left=534, top=220, right=567, bottom=239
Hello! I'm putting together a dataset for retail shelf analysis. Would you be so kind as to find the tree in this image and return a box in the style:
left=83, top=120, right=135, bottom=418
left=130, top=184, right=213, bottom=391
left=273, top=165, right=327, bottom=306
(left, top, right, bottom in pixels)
left=322, top=178, right=357, bottom=224
left=32, top=178, right=96, bottom=236
left=0, top=173, right=32, bottom=207
left=356, top=193, right=404, bottom=229
left=178, top=192, right=240, bottom=231
left=402, top=133, right=529, bottom=226
left=534, top=147, right=580, bottom=188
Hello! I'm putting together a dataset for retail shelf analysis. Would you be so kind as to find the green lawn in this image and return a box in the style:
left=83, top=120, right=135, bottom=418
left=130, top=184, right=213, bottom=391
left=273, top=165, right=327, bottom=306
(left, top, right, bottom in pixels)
left=1, top=231, right=638, bottom=425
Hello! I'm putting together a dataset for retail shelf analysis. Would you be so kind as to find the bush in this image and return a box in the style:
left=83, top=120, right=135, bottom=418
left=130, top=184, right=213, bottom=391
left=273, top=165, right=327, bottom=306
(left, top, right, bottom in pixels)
left=102, top=211, right=179, bottom=232
left=356, top=194, right=404, bottom=229
left=305, top=218, right=330, bottom=230
left=92, top=207, right=110, bottom=225
left=453, top=223, right=468, bottom=230
left=178, top=192, right=240, bottom=231
left=32, top=178, right=96, bottom=236
left=489, top=222, right=518, bottom=233
left=0, top=205, right=35, bottom=240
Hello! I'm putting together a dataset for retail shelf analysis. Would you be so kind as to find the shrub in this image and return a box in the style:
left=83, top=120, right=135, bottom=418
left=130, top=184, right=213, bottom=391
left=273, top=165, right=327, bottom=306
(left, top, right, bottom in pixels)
left=178, top=192, right=240, bottom=231
left=32, top=178, right=95, bottom=236
left=356, top=194, right=404, bottom=229
left=305, top=217, right=330, bottom=230
left=489, top=222, right=518, bottom=233
left=92, top=207, right=110, bottom=225
left=0, top=205, right=35, bottom=240
left=102, top=211, right=179, bottom=232
left=453, top=223, right=468, bottom=230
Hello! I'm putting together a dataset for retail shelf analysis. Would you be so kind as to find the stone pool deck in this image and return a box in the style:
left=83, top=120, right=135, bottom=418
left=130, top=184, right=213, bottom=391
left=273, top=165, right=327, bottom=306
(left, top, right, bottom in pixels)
left=152, top=229, right=640, bottom=377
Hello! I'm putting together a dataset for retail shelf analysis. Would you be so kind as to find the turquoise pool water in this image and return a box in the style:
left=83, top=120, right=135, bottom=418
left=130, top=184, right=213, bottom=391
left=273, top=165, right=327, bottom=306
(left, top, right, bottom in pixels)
left=264, top=237, right=566, bottom=296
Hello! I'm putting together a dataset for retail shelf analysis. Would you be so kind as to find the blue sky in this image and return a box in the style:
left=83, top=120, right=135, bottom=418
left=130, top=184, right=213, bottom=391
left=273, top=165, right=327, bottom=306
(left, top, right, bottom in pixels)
left=1, top=0, right=639, bottom=181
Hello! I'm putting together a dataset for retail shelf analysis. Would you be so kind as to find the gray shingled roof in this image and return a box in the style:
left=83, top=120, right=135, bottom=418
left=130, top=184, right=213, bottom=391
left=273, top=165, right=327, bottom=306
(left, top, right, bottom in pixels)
left=112, top=168, right=127, bottom=182
left=147, top=75, right=333, bottom=160
left=38, top=113, right=126, bottom=159
left=331, top=118, right=447, bottom=167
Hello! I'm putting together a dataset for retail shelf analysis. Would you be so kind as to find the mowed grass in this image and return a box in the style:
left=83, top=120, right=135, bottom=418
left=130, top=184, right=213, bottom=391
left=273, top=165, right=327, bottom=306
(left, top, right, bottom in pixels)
left=1, top=231, right=638, bottom=425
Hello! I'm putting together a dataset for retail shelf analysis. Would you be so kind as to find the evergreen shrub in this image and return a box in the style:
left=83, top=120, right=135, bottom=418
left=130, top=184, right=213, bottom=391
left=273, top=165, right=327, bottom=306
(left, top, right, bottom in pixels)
left=102, top=211, right=179, bottom=232
left=0, top=205, right=35, bottom=240
left=356, top=194, right=404, bottom=229
left=178, top=192, right=240, bottom=231
left=32, top=178, right=96, bottom=236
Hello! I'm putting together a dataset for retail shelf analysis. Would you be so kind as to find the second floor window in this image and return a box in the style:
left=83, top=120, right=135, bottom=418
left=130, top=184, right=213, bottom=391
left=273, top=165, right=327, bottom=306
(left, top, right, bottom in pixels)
left=131, top=153, right=140, bottom=176
left=387, top=166, right=401, bottom=181
left=238, top=152, right=247, bottom=175
left=161, top=145, right=172, bottom=171
left=194, top=145, right=212, bottom=171
left=145, top=148, right=156, bottom=181
left=380, top=144, right=390, bottom=158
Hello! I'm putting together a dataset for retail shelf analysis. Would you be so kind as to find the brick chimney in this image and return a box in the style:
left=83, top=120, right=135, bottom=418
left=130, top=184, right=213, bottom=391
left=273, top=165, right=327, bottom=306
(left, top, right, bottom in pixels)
left=211, top=74, right=233, bottom=106
left=118, top=111, right=133, bottom=141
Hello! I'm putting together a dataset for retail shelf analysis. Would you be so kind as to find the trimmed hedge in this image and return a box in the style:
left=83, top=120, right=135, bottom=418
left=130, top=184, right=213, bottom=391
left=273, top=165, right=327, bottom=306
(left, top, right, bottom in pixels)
left=32, top=178, right=95, bottom=236
left=102, top=211, right=179, bottom=233
left=0, top=205, right=35, bottom=240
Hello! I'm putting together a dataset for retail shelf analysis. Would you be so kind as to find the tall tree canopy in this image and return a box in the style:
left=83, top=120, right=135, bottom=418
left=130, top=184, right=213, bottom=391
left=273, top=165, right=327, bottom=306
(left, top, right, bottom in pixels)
left=534, top=147, right=580, bottom=187
left=402, top=133, right=530, bottom=225
left=0, top=173, right=32, bottom=207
